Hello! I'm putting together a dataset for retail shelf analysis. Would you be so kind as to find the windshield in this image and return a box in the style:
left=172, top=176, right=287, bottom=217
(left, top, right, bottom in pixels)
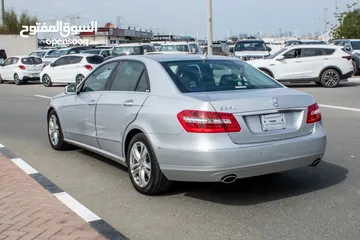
left=351, top=41, right=360, bottom=50
left=234, top=41, right=267, bottom=52
left=30, top=51, right=46, bottom=58
left=159, top=45, right=190, bottom=52
left=113, top=46, right=142, bottom=55
left=45, top=49, right=68, bottom=58
left=266, top=48, right=289, bottom=59
left=83, top=50, right=102, bottom=55
left=21, top=57, right=42, bottom=65
left=161, top=60, right=282, bottom=93
left=86, top=56, right=105, bottom=64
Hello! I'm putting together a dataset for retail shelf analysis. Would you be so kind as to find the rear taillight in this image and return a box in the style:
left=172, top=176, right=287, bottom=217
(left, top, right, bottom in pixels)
left=306, top=103, right=321, bottom=124
left=18, top=65, right=26, bottom=70
left=177, top=110, right=241, bottom=133
left=342, top=56, right=352, bottom=61
left=84, top=64, right=93, bottom=70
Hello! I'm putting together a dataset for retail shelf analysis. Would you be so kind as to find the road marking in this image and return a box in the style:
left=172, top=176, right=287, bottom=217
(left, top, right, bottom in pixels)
left=11, top=158, right=39, bottom=174
left=319, top=104, right=360, bottom=112
left=34, top=94, right=52, bottom=99
left=54, top=192, right=101, bottom=222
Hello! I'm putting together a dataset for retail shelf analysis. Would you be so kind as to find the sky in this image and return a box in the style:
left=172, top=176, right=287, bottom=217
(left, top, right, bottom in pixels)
left=7, top=0, right=357, bottom=39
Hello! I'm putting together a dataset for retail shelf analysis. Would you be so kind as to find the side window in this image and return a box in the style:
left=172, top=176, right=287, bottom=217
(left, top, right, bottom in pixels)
left=53, top=57, right=70, bottom=67
left=283, top=49, right=301, bottom=59
left=135, top=72, right=150, bottom=92
left=11, top=58, right=19, bottom=64
left=3, top=58, right=12, bottom=66
left=69, top=56, right=83, bottom=64
left=110, top=61, right=145, bottom=91
left=323, top=49, right=335, bottom=55
left=302, top=48, right=324, bottom=57
left=81, top=62, right=118, bottom=92
left=102, top=51, right=110, bottom=57
left=190, top=44, right=199, bottom=53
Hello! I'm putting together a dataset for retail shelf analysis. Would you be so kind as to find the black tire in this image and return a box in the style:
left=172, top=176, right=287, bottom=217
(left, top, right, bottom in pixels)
left=76, top=74, right=85, bottom=85
left=42, top=74, right=52, bottom=87
left=126, top=133, right=171, bottom=195
left=14, top=74, right=22, bottom=85
left=0, top=75, right=3, bottom=84
left=353, top=61, right=359, bottom=76
left=47, top=109, right=72, bottom=151
left=320, top=69, right=340, bottom=88
left=315, top=82, right=323, bottom=86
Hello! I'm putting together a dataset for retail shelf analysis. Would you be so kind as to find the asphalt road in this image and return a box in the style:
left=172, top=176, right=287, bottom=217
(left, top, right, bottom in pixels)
left=0, top=79, right=359, bottom=240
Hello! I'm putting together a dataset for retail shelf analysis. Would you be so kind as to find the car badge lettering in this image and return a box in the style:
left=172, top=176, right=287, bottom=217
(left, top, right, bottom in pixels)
left=272, top=98, right=279, bottom=107
left=219, top=106, right=237, bottom=111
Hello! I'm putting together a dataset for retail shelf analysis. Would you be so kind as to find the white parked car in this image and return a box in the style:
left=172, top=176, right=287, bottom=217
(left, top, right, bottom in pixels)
left=29, top=49, right=56, bottom=59
left=159, top=41, right=202, bottom=54
left=247, top=45, right=354, bottom=88
left=0, top=56, right=44, bottom=85
left=40, top=54, right=105, bottom=87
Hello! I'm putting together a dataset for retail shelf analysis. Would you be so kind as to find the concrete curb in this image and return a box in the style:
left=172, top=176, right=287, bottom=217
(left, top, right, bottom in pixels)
left=0, top=143, right=128, bottom=240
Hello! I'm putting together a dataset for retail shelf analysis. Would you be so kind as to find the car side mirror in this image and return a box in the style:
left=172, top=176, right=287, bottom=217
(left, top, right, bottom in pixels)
left=229, top=48, right=234, bottom=53
left=267, top=47, right=272, bottom=52
left=277, top=55, right=285, bottom=61
left=50, top=63, right=55, bottom=67
left=65, top=83, right=77, bottom=94
left=345, top=47, right=351, bottom=51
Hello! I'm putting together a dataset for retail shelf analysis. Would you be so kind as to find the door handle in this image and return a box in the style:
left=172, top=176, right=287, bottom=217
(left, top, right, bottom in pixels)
left=122, top=100, right=134, bottom=107
left=88, top=100, right=96, bottom=106
left=323, top=58, right=329, bottom=60
left=296, top=61, right=302, bottom=63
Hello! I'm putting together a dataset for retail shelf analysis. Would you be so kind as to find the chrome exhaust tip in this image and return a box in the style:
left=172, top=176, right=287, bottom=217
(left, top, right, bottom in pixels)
left=310, top=159, right=321, bottom=167
left=220, top=174, right=237, bottom=184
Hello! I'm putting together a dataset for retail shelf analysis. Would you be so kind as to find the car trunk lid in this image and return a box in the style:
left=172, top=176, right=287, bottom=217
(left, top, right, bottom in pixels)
left=185, top=88, right=315, bottom=144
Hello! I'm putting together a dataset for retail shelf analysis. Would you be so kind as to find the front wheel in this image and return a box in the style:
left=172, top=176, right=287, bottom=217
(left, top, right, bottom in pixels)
left=126, top=133, right=171, bottom=195
left=353, top=61, right=359, bottom=76
left=47, top=110, right=72, bottom=151
left=42, top=74, right=52, bottom=87
left=320, top=69, right=340, bottom=88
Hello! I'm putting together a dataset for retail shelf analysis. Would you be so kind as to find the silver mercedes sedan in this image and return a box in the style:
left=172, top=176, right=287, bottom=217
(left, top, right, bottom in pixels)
left=47, top=54, right=327, bottom=195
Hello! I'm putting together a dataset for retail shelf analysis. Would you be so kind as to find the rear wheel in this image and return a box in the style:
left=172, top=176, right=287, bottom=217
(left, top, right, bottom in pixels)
left=42, top=74, right=52, bottom=87
left=0, top=74, right=3, bottom=84
left=320, top=69, right=340, bottom=88
left=14, top=74, right=22, bottom=85
left=76, top=74, right=85, bottom=85
left=126, top=133, right=171, bottom=195
left=47, top=109, right=72, bottom=151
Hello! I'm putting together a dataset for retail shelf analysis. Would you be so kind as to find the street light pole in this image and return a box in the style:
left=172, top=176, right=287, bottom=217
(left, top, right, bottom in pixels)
left=207, top=0, right=213, bottom=55
left=1, top=0, right=5, bottom=24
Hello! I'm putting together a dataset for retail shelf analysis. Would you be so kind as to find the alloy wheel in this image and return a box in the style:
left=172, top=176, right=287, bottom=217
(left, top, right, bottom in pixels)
left=48, top=114, right=60, bottom=146
left=129, top=142, right=152, bottom=188
left=323, top=71, right=339, bottom=87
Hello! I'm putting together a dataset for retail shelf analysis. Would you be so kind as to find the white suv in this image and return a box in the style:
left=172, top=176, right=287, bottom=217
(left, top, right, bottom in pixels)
left=158, top=42, right=201, bottom=54
left=247, top=45, right=354, bottom=88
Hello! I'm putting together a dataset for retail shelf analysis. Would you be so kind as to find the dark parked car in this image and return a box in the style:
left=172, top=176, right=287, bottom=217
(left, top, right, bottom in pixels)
left=331, top=39, right=360, bottom=75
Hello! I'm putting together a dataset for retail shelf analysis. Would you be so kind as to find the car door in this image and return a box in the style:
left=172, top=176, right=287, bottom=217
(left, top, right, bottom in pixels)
left=96, top=60, right=150, bottom=158
left=62, top=56, right=83, bottom=83
left=274, top=48, right=304, bottom=80
left=58, top=61, right=119, bottom=148
left=0, top=58, right=13, bottom=79
left=49, top=56, right=71, bottom=83
left=300, top=48, right=326, bottom=79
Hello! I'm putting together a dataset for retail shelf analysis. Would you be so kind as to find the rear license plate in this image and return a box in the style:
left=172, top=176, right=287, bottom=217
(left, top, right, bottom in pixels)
left=260, top=113, right=286, bottom=131
left=32, top=73, right=39, bottom=77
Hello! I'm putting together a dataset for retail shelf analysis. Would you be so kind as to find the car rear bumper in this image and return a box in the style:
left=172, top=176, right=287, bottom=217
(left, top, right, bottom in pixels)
left=156, top=123, right=327, bottom=182
left=341, top=70, right=354, bottom=80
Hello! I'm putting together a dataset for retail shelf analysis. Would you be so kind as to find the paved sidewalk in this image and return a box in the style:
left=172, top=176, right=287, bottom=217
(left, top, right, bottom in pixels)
left=0, top=154, right=107, bottom=240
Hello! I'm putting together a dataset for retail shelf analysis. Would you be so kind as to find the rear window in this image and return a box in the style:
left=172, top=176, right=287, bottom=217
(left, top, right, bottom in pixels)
left=21, top=57, right=42, bottom=65
left=30, top=51, right=46, bottom=58
left=86, top=55, right=105, bottom=64
left=161, top=60, right=282, bottom=93
left=160, top=45, right=190, bottom=52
